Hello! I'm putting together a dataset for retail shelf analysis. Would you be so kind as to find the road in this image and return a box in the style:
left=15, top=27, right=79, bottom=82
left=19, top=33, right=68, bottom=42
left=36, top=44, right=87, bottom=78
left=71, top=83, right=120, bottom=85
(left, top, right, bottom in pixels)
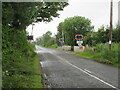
left=35, top=45, right=119, bottom=89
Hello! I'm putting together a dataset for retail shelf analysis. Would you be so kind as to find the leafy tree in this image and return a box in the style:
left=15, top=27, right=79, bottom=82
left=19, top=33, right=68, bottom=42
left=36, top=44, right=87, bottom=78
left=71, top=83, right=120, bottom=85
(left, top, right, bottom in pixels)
left=2, top=2, right=68, bottom=87
left=2, top=2, right=68, bottom=30
left=84, top=25, right=120, bottom=46
left=112, top=25, right=120, bottom=42
left=57, top=16, right=93, bottom=50
left=36, top=31, right=56, bottom=47
left=84, top=26, right=109, bottom=46
left=56, top=22, right=64, bottom=46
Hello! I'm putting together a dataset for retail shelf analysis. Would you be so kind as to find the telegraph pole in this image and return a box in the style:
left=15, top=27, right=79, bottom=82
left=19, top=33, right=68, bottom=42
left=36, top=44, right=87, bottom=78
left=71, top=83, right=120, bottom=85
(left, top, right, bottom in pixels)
left=109, top=0, right=113, bottom=49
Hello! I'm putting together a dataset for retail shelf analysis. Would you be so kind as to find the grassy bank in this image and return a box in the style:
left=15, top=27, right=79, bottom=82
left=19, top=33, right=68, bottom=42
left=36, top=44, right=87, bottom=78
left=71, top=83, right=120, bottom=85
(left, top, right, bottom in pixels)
left=2, top=27, right=43, bottom=88
left=74, top=43, right=120, bottom=68
left=2, top=44, right=43, bottom=88
left=33, top=54, right=43, bottom=88
left=39, top=44, right=58, bottom=49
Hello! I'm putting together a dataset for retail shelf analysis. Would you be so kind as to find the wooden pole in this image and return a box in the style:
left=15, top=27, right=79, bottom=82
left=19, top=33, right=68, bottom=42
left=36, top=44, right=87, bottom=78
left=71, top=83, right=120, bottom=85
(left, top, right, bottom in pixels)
left=109, top=0, right=113, bottom=49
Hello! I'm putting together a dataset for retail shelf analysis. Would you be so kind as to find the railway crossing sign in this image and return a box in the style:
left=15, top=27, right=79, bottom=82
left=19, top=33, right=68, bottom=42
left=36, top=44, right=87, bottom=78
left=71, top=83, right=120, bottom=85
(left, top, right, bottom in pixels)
left=75, top=34, right=83, bottom=40
left=75, top=34, right=83, bottom=46
left=77, top=40, right=83, bottom=46
left=27, top=35, right=33, bottom=40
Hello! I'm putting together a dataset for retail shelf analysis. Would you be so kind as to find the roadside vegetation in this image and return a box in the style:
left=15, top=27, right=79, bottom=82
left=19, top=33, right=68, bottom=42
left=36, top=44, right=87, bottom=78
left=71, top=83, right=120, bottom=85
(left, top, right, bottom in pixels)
left=74, top=25, right=120, bottom=67
left=2, top=27, right=43, bottom=88
left=36, top=16, right=120, bottom=67
left=35, top=31, right=58, bottom=48
left=2, top=2, right=68, bottom=88
left=55, top=17, right=120, bottom=67
left=74, top=43, right=120, bottom=67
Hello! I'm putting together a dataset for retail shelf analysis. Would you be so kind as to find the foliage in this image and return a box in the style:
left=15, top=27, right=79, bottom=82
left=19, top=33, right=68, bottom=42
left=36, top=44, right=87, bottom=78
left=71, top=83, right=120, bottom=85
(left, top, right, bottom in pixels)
left=74, top=43, right=120, bottom=67
left=112, top=25, right=120, bottom=42
left=36, top=31, right=57, bottom=47
left=2, top=2, right=68, bottom=88
left=2, top=2, right=68, bottom=30
left=84, top=25, right=120, bottom=46
left=56, top=16, right=94, bottom=49
left=2, top=26, right=43, bottom=88
left=96, top=43, right=119, bottom=64
left=56, top=22, right=64, bottom=46
left=45, top=44, right=58, bottom=48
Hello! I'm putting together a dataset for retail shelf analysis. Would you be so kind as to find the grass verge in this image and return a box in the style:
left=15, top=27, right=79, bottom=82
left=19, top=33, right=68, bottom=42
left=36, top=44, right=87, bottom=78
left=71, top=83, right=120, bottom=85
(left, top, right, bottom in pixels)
left=74, top=50, right=120, bottom=68
left=38, top=44, right=58, bottom=49
left=32, top=54, right=43, bottom=88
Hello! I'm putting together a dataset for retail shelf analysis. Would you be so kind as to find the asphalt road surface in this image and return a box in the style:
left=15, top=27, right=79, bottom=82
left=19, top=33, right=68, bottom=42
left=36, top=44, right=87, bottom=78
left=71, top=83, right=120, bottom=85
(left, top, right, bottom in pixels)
left=35, top=45, right=119, bottom=89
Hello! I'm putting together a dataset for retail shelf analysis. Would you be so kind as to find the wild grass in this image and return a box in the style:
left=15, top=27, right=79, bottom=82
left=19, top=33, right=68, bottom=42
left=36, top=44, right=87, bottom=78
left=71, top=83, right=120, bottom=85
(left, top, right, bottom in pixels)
left=3, top=44, right=43, bottom=88
left=39, top=44, right=58, bottom=49
left=74, top=43, right=120, bottom=67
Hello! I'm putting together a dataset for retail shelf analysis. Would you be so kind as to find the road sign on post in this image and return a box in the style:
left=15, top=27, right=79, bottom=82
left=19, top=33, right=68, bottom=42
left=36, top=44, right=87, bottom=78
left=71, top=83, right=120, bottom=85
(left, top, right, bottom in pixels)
left=75, top=34, right=83, bottom=46
left=75, top=34, right=83, bottom=40
left=77, top=41, right=83, bottom=46
left=59, top=38, right=64, bottom=46
left=27, top=35, right=33, bottom=40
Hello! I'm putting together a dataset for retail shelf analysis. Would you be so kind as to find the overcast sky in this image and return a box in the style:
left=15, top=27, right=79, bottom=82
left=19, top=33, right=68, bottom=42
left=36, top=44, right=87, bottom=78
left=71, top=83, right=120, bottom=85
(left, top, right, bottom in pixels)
left=26, top=0, right=120, bottom=40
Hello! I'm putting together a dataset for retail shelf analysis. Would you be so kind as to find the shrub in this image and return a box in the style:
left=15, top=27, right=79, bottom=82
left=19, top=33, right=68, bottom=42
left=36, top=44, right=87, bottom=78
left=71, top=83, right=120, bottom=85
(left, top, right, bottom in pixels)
left=96, top=43, right=119, bottom=64
left=2, top=27, right=42, bottom=88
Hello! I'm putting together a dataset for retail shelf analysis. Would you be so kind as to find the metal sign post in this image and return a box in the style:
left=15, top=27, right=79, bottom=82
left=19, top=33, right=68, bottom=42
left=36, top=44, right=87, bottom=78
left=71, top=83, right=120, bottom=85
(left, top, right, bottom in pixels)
left=27, top=23, right=35, bottom=42
left=75, top=34, right=83, bottom=46
left=59, top=38, right=64, bottom=46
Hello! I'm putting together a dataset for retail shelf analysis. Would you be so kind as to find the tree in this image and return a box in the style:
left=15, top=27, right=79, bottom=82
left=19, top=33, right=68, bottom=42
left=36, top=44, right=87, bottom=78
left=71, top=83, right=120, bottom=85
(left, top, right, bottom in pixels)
left=56, top=22, right=64, bottom=46
left=83, top=26, right=110, bottom=46
left=36, top=31, right=56, bottom=47
left=56, top=16, right=93, bottom=50
left=2, top=2, right=68, bottom=30
left=112, top=25, right=120, bottom=42
left=2, top=2, right=68, bottom=87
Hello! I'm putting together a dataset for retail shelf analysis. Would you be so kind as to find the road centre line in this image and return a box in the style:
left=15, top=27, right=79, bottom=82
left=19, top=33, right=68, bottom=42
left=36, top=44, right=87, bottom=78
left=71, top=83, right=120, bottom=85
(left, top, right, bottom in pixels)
left=49, top=52, right=118, bottom=89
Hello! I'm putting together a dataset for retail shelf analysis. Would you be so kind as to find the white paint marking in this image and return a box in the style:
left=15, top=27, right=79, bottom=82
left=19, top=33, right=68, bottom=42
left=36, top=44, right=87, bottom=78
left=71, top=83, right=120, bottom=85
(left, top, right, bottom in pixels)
left=44, top=73, right=47, bottom=79
left=84, top=69, right=92, bottom=73
left=49, top=52, right=118, bottom=89
left=66, top=61, right=118, bottom=89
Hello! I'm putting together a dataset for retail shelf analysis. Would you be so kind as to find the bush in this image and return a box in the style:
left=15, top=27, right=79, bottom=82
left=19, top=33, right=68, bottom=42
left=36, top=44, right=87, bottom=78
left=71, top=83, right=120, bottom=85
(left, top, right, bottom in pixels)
left=96, top=43, right=119, bottom=64
left=75, top=43, right=120, bottom=67
left=2, top=27, right=42, bottom=88
left=50, top=44, right=58, bottom=48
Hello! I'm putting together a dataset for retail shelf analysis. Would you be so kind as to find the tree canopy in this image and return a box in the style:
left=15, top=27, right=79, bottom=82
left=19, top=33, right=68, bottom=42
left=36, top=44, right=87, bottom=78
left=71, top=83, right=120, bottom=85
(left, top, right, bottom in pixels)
left=2, top=2, right=68, bottom=88
left=56, top=16, right=94, bottom=48
left=2, top=2, right=68, bottom=30
left=36, top=31, right=56, bottom=47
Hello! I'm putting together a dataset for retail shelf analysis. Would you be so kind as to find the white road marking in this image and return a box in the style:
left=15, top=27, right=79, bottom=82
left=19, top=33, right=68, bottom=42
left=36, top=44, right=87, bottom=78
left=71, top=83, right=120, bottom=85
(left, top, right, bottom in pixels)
left=66, top=61, right=118, bottom=89
left=84, top=69, right=92, bottom=73
left=44, top=73, right=47, bottom=79
left=49, top=53, right=118, bottom=89
left=37, top=46, right=119, bottom=89
left=40, top=61, right=43, bottom=67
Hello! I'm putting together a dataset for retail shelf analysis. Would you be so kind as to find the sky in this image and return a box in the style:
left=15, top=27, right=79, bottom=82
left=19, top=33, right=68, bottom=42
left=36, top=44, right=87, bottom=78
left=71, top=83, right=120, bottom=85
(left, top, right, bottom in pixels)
left=26, top=0, right=120, bottom=41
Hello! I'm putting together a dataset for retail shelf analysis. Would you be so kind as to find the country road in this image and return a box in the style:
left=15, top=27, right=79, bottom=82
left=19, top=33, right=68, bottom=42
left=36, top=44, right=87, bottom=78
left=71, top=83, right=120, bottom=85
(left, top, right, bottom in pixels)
left=35, top=45, right=119, bottom=89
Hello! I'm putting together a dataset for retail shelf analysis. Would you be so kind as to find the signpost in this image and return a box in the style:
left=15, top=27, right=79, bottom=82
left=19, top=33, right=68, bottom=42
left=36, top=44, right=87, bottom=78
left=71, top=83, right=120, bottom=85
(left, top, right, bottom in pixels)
left=76, top=41, right=83, bottom=46
left=75, top=34, right=83, bottom=40
left=59, top=38, right=64, bottom=46
left=28, top=23, right=35, bottom=42
left=75, top=34, right=83, bottom=46
left=27, top=35, right=33, bottom=40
